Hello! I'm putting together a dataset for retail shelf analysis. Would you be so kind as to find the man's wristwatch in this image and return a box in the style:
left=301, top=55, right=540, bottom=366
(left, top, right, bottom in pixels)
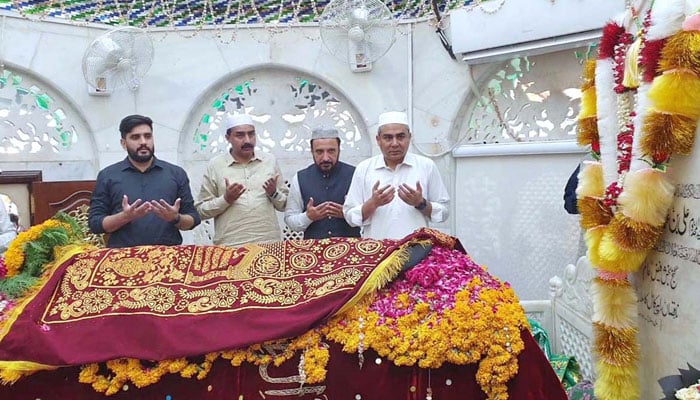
left=415, top=198, right=428, bottom=211
left=170, top=213, right=181, bottom=226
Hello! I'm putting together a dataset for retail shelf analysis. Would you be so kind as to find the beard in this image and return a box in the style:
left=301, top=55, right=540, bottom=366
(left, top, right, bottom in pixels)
left=317, top=161, right=335, bottom=172
left=128, top=145, right=154, bottom=163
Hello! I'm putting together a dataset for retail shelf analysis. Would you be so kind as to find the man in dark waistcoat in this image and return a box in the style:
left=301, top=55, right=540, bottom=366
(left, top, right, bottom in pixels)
left=284, top=128, right=360, bottom=239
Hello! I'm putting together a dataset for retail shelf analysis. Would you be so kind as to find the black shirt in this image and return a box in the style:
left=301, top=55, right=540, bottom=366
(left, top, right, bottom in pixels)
left=89, top=157, right=201, bottom=248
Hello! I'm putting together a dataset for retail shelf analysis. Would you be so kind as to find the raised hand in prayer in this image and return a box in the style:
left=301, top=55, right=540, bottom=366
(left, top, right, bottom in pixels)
left=149, top=198, right=181, bottom=222
left=262, top=174, right=279, bottom=197
left=223, top=178, right=246, bottom=204
left=306, top=198, right=344, bottom=221
left=398, top=181, right=424, bottom=207
left=121, top=194, right=152, bottom=220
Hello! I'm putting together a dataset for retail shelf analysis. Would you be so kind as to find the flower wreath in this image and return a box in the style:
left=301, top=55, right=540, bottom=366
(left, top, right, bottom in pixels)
left=576, top=2, right=700, bottom=399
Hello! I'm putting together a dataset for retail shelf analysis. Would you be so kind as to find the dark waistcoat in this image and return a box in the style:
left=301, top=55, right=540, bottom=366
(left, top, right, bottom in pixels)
left=298, top=161, right=361, bottom=239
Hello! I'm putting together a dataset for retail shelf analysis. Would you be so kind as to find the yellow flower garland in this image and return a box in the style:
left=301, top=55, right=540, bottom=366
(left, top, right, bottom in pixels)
left=3, top=219, right=71, bottom=277
left=324, top=277, right=528, bottom=400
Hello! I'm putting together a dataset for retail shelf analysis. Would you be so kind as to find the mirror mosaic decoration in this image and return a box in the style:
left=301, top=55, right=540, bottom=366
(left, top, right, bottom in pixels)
left=0, top=0, right=474, bottom=27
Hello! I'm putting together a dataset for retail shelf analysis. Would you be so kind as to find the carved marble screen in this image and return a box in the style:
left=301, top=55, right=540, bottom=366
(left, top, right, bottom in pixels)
left=453, top=48, right=588, bottom=300
left=0, top=67, right=96, bottom=180
left=180, top=67, right=371, bottom=244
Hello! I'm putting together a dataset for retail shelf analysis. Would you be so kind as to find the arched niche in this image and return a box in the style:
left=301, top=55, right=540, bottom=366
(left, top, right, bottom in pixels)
left=0, top=65, right=97, bottom=181
left=179, top=66, right=371, bottom=244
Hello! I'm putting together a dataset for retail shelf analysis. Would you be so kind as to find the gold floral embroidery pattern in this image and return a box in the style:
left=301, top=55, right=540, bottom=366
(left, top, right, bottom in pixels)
left=355, top=240, right=383, bottom=255
left=322, top=242, right=350, bottom=261
left=41, top=237, right=402, bottom=324
left=289, top=252, right=317, bottom=271
left=303, top=268, right=364, bottom=297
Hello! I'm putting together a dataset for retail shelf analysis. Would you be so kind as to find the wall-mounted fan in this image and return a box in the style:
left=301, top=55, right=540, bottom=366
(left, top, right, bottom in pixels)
left=319, top=0, right=397, bottom=72
left=82, top=27, right=154, bottom=95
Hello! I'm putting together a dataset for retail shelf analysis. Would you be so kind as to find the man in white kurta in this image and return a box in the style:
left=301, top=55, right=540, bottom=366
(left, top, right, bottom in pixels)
left=196, top=114, right=287, bottom=246
left=343, top=111, right=449, bottom=239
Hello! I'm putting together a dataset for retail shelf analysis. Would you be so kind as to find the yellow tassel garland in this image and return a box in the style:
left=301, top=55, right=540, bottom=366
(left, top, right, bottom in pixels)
left=596, top=235, right=649, bottom=273
left=618, top=169, right=675, bottom=227
left=578, top=198, right=613, bottom=230
left=647, top=70, right=700, bottom=118
left=592, top=322, right=639, bottom=366
left=582, top=59, right=597, bottom=89
left=591, top=278, right=638, bottom=329
left=577, top=116, right=599, bottom=145
left=642, top=111, right=697, bottom=156
left=607, top=214, right=663, bottom=251
left=658, top=30, right=700, bottom=72
left=594, top=361, right=640, bottom=400
left=577, top=162, right=604, bottom=198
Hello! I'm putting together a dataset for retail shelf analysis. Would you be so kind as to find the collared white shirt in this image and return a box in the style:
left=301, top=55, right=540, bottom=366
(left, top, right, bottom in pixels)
left=343, top=152, right=449, bottom=239
left=196, top=150, right=287, bottom=246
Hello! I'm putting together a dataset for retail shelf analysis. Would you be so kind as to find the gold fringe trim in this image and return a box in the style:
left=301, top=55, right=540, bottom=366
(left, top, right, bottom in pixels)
left=593, top=322, right=639, bottom=366
left=658, top=30, right=700, bottom=72
left=606, top=214, right=664, bottom=251
left=579, top=198, right=613, bottom=229
left=577, top=116, right=599, bottom=145
left=642, top=111, right=697, bottom=156
left=591, top=278, right=638, bottom=329
left=0, top=361, right=57, bottom=384
left=594, top=361, right=640, bottom=400
left=647, top=70, right=700, bottom=117
left=333, top=239, right=427, bottom=316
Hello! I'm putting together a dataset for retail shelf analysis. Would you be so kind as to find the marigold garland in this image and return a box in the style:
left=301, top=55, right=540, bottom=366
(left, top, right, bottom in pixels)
left=325, top=246, right=528, bottom=400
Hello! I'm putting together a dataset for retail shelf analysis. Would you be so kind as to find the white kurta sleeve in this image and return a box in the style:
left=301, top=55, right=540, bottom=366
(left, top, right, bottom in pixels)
left=343, top=161, right=369, bottom=228
left=426, top=161, right=450, bottom=223
left=283, top=174, right=313, bottom=232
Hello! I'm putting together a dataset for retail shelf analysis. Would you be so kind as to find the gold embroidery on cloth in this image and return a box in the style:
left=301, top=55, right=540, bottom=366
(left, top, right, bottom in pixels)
left=41, top=237, right=402, bottom=324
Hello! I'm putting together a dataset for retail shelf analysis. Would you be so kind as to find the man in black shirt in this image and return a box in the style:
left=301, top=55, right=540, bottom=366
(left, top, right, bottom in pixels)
left=89, top=115, right=200, bottom=247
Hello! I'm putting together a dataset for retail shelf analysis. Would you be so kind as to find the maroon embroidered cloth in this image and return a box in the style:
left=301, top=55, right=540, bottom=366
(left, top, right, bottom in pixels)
left=0, top=234, right=418, bottom=367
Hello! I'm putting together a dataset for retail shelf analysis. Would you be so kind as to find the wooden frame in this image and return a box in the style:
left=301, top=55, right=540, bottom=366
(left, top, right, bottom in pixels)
left=0, top=170, right=42, bottom=226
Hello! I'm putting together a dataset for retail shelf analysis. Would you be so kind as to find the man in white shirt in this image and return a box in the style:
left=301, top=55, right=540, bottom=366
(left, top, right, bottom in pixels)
left=343, top=111, right=450, bottom=239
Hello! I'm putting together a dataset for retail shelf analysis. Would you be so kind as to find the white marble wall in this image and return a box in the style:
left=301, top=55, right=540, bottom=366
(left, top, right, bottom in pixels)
left=0, top=15, right=581, bottom=300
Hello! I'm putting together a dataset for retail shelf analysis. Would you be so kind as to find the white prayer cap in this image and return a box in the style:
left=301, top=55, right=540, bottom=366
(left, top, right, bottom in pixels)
left=311, top=127, right=340, bottom=141
left=378, top=111, right=409, bottom=129
left=225, top=113, right=255, bottom=130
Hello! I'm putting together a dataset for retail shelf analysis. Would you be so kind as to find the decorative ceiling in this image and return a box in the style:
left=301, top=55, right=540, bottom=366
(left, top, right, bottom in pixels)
left=0, top=0, right=477, bottom=28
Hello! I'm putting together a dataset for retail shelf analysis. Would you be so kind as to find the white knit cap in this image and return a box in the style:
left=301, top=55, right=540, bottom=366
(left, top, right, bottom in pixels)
left=225, top=113, right=255, bottom=130
left=378, top=111, right=409, bottom=129
left=311, top=127, right=340, bottom=140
